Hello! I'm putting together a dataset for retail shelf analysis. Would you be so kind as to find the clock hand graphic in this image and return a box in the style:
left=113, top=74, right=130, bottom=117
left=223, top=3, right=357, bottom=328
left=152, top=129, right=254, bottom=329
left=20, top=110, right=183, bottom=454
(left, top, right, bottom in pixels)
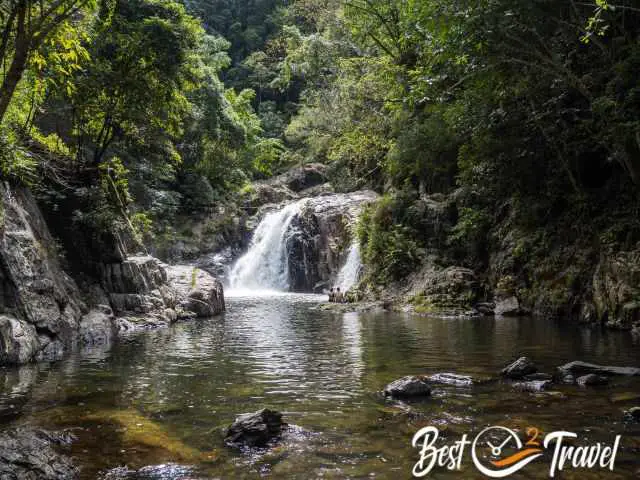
left=487, top=435, right=515, bottom=457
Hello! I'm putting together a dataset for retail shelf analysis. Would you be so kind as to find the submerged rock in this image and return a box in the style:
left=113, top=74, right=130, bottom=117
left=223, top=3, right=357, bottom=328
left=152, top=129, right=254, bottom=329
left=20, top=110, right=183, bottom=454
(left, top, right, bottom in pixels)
left=558, top=360, right=640, bottom=377
left=0, top=428, right=78, bottom=479
left=576, top=374, right=609, bottom=386
left=83, top=409, right=215, bottom=462
left=383, top=376, right=432, bottom=398
left=101, top=464, right=195, bottom=480
left=225, top=408, right=285, bottom=448
left=427, top=373, right=474, bottom=387
left=501, top=357, right=537, bottom=379
left=512, top=380, right=552, bottom=392
left=522, top=373, right=554, bottom=381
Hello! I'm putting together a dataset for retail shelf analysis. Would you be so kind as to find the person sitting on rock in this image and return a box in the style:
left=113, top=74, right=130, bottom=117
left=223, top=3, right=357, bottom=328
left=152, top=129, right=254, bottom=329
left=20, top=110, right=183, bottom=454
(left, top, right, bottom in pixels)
left=335, top=287, right=344, bottom=303
left=329, top=288, right=335, bottom=303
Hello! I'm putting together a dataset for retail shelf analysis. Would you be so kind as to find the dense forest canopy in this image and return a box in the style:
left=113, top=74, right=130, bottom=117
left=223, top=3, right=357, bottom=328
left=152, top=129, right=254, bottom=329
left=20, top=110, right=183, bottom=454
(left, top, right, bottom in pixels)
left=1, top=0, right=640, bottom=306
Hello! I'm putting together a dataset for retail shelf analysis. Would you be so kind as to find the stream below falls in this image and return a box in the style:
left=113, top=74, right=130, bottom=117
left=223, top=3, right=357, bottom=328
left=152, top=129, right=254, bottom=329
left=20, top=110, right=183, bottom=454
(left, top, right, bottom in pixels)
left=1, top=293, right=640, bottom=479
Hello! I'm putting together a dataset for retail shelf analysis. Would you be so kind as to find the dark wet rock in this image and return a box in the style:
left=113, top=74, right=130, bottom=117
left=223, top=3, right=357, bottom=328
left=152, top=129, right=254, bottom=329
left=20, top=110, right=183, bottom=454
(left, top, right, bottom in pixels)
left=501, top=357, right=537, bottom=379
left=576, top=374, right=609, bottom=386
left=474, top=302, right=495, bottom=315
left=383, top=376, right=432, bottom=398
left=427, top=373, right=474, bottom=387
left=225, top=408, right=285, bottom=448
left=624, top=407, right=640, bottom=421
left=101, top=464, right=194, bottom=479
left=165, top=266, right=225, bottom=317
left=523, top=373, right=554, bottom=381
left=512, top=380, right=552, bottom=392
left=558, top=360, right=640, bottom=377
left=556, top=371, right=576, bottom=384
left=0, top=427, right=78, bottom=479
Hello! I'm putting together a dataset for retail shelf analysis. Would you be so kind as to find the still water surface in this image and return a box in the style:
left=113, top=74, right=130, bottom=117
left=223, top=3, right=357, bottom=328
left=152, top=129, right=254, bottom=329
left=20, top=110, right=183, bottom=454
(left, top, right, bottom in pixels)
left=1, top=293, right=639, bottom=479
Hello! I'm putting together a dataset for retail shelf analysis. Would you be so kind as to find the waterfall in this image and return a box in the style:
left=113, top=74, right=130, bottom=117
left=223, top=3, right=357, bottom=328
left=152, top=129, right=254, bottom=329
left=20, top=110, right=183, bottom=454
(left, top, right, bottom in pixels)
left=335, top=241, right=362, bottom=291
left=229, top=200, right=306, bottom=291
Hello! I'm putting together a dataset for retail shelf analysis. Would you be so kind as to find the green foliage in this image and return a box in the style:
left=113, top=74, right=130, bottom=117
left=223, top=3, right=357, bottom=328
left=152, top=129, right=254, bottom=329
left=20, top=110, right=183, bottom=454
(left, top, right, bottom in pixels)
left=357, top=195, right=425, bottom=284
left=0, top=132, right=37, bottom=185
left=1, top=0, right=640, bottom=303
left=67, top=0, right=204, bottom=165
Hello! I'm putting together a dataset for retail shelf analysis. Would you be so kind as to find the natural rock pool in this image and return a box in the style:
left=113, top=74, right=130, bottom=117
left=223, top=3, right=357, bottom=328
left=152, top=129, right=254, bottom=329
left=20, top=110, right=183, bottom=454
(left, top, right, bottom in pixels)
left=1, top=293, right=639, bottom=479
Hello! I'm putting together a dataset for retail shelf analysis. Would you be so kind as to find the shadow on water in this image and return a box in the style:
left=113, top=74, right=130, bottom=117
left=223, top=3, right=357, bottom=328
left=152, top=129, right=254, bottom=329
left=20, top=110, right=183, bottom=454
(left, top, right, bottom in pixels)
left=1, top=293, right=639, bottom=478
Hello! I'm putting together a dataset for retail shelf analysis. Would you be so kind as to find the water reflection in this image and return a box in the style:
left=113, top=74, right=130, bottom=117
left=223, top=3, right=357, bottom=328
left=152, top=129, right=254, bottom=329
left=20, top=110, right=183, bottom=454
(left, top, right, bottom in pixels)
left=0, top=296, right=638, bottom=479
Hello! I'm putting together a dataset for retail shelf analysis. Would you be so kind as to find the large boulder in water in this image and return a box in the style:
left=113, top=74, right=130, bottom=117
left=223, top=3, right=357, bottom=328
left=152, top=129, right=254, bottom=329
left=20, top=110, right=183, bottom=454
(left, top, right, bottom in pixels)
left=166, top=265, right=225, bottom=317
left=501, top=357, right=537, bottom=379
left=225, top=408, right=285, bottom=448
left=100, top=255, right=179, bottom=324
left=384, top=376, right=432, bottom=398
left=557, top=360, right=640, bottom=377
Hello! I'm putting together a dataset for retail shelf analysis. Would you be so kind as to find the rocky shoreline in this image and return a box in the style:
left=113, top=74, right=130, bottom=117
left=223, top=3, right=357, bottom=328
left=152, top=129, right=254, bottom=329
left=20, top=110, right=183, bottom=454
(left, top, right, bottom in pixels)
left=0, top=183, right=225, bottom=367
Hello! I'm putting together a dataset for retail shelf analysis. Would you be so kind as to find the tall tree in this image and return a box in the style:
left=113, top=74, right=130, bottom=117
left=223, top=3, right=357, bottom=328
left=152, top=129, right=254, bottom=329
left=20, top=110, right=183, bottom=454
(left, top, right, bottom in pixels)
left=0, top=0, right=95, bottom=123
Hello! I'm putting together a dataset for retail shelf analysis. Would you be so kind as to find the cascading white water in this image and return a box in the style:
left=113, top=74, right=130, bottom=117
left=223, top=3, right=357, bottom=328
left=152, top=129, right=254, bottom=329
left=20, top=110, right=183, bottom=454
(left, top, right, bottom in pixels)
left=229, top=200, right=306, bottom=291
left=335, top=241, right=362, bottom=291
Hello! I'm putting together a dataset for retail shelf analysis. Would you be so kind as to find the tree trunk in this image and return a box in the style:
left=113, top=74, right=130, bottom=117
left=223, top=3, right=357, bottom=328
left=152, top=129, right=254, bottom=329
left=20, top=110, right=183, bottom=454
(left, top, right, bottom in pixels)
left=0, top=2, right=29, bottom=125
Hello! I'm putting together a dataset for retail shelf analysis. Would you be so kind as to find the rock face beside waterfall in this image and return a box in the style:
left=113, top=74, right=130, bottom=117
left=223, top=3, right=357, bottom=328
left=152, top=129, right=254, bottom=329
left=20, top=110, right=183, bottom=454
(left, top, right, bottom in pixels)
left=0, top=183, right=225, bottom=366
left=0, top=183, right=86, bottom=364
left=286, top=191, right=377, bottom=291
